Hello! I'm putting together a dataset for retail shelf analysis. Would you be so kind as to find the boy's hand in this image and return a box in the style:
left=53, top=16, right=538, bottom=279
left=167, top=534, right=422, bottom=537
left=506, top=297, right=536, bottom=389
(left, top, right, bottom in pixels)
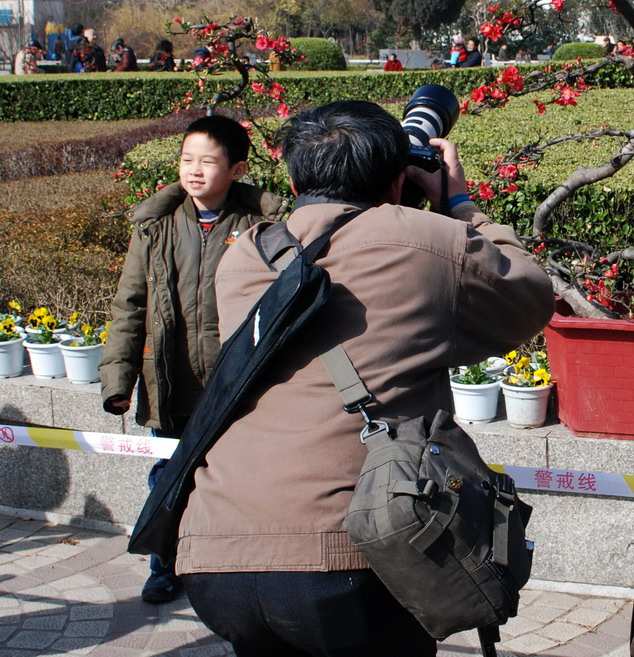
left=405, top=138, right=469, bottom=213
left=104, top=394, right=131, bottom=415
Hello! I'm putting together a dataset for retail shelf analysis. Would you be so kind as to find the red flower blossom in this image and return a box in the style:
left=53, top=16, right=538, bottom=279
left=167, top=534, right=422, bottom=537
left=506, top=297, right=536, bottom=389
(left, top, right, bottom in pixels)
left=551, top=0, right=565, bottom=11
left=268, top=81, right=285, bottom=100
left=555, top=87, right=580, bottom=106
left=471, top=84, right=488, bottom=104
left=498, top=65, right=524, bottom=91
left=276, top=103, right=290, bottom=118
left=272, top=37, right=291, bottom=53
left=478, top=182, right=495, bottom=200
left=608, top=0, right=620, bottom=13
left=501, top=183, right=518, bottom=193
left=497, top=164, right=518, bottom=180
left=173, top=17, right=182, bottom=24
left=459, top=100, right=470, bottom=114
left=255, top=35, right=271, bottom=50
left=480, top=22, right=503, bottom=41
left=533, top=99, right=546, bottom=114
left=251, top=81, right=267, bottom=95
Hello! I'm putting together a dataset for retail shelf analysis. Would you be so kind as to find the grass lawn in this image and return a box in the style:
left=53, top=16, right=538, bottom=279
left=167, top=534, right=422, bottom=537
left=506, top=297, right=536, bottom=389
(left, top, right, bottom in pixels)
left=0, top=118, right=159, bottom=153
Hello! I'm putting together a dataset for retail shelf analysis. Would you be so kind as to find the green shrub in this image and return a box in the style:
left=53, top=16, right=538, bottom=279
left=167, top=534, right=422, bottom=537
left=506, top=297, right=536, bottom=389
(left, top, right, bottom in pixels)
left=293, top=38, right=347, bottom=71
left=3, top=61, right=632, bottom=121
left=0, top=192, right=130, bottom=324
left=553, top=42, right=604, bottom=60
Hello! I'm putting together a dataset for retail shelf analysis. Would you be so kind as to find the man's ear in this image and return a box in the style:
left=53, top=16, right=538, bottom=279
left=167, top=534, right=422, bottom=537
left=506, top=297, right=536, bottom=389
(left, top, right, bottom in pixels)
left=232, top=161, right=247, bottom=180
left=382, top=172, right=405, bottom=205
left=289, top=178, right=299, bottom=198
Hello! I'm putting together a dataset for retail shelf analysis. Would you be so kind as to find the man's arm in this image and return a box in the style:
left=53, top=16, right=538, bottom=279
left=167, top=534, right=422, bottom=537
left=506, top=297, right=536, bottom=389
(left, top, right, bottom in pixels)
left=406, top=138, right=554, bottom=364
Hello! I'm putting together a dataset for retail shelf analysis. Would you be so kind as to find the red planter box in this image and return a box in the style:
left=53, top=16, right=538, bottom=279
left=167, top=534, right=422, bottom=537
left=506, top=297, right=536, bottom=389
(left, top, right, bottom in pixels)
left=544, top=299, right=634, bottom=439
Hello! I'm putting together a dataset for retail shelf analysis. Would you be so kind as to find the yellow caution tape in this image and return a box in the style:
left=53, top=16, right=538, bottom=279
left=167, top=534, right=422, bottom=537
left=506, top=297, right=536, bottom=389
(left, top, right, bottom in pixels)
left=1, top=423, right=632, bottom=498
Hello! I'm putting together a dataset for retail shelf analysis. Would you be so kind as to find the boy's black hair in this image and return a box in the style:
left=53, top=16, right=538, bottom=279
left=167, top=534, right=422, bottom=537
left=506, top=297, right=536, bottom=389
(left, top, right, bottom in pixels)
left=183, top=115, right=250, bottom=165
left=70, top=23, right=84, bottom=37
left=279, top=100, right=408, bottom=203
left=112, top=38, right=125, bottom=51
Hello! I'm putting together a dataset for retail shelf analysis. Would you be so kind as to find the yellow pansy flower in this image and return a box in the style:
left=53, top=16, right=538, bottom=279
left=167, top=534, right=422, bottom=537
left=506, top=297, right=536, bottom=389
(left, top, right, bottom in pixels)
left=504, top=350, right=517, bottom=365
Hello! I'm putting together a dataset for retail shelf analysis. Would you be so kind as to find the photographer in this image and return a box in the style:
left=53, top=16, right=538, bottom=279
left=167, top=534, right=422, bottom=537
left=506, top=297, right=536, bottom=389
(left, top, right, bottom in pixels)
left=175, top=100, right=554, bottom=656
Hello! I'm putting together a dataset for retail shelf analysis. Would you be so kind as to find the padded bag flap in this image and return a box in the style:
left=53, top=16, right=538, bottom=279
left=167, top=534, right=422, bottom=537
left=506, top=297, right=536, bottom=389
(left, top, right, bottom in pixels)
left=344, top=410, right=533, bottom=640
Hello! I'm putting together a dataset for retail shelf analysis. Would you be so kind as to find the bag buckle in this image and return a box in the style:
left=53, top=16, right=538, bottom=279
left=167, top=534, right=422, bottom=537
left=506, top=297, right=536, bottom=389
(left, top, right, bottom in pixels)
left=494, top=473, right=516, bottom=505
left=344, top=396, right=391, bottom=444
left=359, top=420, right=391, bottom=444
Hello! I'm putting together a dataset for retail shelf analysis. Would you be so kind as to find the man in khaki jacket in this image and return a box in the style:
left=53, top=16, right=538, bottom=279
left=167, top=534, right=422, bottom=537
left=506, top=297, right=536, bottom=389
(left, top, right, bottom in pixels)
left=176, top=101, right=554, bottom=656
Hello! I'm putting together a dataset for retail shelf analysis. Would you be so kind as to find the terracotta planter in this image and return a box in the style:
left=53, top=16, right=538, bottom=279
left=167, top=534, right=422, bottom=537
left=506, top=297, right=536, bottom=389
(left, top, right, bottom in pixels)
left=0, top=336, right=26, bottom=378
left=544, top=298, right=634, bottom=439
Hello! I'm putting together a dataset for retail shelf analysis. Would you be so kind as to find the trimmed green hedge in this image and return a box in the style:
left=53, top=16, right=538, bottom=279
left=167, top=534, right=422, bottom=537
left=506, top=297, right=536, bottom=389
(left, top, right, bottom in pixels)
left=123, top=89, right=634, bottom=250
left=553, top=42, right=604, bottom=60
left=293, top=37, right=347, bottom=71
left=2, top=61, right=631, bottom=121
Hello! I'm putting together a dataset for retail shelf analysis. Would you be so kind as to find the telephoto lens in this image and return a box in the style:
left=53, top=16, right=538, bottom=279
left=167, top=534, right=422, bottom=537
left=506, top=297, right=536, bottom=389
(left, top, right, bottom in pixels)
left=400, top=83, right=460, bottom=208
left=401, top=83, right=460, bottom=172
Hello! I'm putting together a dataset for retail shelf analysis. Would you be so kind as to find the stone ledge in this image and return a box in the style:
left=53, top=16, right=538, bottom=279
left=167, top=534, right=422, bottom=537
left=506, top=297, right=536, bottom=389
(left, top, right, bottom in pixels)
left=0, top=376, right=632, bottom=588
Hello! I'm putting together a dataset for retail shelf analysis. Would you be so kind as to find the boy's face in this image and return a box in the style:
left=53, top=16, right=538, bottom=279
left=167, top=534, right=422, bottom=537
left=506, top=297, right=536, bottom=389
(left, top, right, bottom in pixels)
left=179, top=133, right=246, bottom=211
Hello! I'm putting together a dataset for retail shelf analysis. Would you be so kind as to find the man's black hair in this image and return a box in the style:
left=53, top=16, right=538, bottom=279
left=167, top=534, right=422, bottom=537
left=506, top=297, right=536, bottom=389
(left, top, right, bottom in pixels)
left=112, top=38, right=125, bottom=51
left=156, top=39, right=173, bottom=54
left=468, top=36, right=480, bottom=48
left=279, top=100, right=409, bottom=203
left=70, top=23, right=84, bottom=37
left=183, top=115, right=250, bottom=165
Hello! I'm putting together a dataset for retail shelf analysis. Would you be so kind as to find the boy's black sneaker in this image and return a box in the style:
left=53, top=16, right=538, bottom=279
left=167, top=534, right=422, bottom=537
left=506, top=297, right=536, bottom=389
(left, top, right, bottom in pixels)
left=141, top=573, right=183, bottom=603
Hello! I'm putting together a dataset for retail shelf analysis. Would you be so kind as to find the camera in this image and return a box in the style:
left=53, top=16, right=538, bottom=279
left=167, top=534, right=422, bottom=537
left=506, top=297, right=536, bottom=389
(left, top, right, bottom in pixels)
left=400, top=84, right=460, bottom=208
left=402, top=84, right=460, bottom=172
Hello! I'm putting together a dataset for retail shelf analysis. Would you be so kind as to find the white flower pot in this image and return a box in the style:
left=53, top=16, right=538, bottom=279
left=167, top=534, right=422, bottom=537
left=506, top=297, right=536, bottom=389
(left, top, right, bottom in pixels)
left=0, top=337, right=26, bottom=378
left=59, top=339, right=103, bottom=384
left=449, top=375, right=500, bottom=424
left=25, top=340, right=66, bottom=379
left=501, top=381, right=553, bottom=429
left=25, top=326, right=73, bottom=340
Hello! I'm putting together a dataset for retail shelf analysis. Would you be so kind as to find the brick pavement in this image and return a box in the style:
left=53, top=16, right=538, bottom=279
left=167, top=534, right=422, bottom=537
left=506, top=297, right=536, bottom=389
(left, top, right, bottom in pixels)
left=0, top=515, right=631, bottom=657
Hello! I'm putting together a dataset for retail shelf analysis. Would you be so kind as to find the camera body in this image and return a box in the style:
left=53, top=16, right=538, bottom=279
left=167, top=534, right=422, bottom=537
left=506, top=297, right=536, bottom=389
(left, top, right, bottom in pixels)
left=402, top=83, right=460, bottom=168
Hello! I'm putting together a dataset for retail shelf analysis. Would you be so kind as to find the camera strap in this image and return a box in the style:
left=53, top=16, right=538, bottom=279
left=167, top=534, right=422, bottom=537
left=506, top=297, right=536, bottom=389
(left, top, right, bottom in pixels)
left=439, top=159, right=450, bottom=217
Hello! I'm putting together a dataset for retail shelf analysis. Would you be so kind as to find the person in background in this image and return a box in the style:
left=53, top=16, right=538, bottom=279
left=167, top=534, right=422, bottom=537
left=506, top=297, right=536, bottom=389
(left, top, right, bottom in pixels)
left=65, top=23, right=84, bottom=72
left=458, top=36, right=482, bottom=67
left=83, top=28, right=107, bottom=72
left=603, top=37, right=615, bottom=55
left=110, top=38, right=138, bottom=72
left=497, top=43, right=510, bottom=61
left=53, top=35, right=66, bottom=61
left=16, top=40, right=42, bottom=74
left=100, top=115, right=288, bottom=604
left=449, top=37, right=467, bottom=66
left=148, top=39, right=176, bottom=71
left=383, top=52, right=403, bottom=71
left=430, top=58, right=444, bottom=70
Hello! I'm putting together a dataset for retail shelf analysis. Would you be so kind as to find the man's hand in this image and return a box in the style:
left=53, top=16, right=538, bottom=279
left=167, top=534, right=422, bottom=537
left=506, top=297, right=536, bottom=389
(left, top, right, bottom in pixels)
left=104, top=394, right=131, bottom=415
left=405, top=138, right=469, bottom=213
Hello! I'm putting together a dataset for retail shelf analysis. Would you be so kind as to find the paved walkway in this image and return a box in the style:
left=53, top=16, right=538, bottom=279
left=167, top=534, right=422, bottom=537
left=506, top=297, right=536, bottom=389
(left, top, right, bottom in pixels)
left=0, top=514, right=631, bottom=657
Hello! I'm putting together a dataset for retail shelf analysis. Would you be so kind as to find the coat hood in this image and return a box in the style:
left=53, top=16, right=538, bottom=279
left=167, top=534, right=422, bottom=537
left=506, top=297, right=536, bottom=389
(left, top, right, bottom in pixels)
left=125, top=181, right=288, bottom=226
